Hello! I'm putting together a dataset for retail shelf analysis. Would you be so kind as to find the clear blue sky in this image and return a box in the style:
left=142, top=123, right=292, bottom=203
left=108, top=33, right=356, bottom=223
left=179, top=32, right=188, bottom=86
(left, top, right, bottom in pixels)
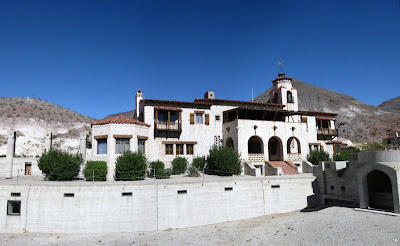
left=1, top=0, right=399, bottom=119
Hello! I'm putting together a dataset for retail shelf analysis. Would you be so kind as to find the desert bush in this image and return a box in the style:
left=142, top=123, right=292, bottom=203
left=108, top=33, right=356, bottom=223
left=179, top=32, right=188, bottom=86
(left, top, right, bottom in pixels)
left=115, top=151, right=147, bottom=181
left=171, top=156, right=188, bottom=175
left=361, top=142, right=385, bottom=151
left=307, top=149, right=330, bottom=165
left=188, top=166, right=200, bottom=177
left=84, top=161, right=107, bottom=181
left=38, top=149, right=83, bottom=181
left=206, top=145, right=242, bottom=176
left=192, top=156, right=206, bottom=170
left=333, top=148, right=360, bottom=161
left=149, top=160, right=170, bottom=179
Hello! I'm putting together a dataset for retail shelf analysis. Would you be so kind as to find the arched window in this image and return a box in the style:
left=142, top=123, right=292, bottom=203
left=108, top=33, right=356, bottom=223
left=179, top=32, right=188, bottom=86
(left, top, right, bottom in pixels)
left=287, top=137, right=301, bottom=154
left=226, top=137, right=234, bottom=149
left=248, top=136, right=263, bottom=154
left=287, top=91, right=294, bottom=103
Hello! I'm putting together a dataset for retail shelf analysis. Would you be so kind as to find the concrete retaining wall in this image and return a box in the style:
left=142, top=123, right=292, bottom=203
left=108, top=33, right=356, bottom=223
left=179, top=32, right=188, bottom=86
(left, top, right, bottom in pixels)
left=0, top=175, right=315, bottom=233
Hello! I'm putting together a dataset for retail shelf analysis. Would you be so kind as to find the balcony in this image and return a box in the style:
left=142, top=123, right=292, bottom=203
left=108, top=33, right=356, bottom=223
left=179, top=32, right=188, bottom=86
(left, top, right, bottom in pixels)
left=248, top=153, right=265, bottom=163
left=155, top=121, right=181, bottom=131
left=317, top=128, right=338, bottom=136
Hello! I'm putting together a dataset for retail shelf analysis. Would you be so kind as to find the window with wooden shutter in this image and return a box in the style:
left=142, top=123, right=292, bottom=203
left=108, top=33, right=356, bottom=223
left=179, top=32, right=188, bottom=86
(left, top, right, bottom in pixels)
left=205, top=114, right=209, bottom=125
left=190, top=113, right=195, bottom=125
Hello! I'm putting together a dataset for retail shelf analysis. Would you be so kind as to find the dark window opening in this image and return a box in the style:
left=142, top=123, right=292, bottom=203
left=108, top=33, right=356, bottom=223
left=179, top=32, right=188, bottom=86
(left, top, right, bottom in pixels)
left=177, top=190, right=187, bottom=194
left=64, top=193, right=74, bottom=197
left=225, top=187, right=233, bottom=191
left=7, top=201, right=21, bottom=215
left=122, top=192, right=132, bottom=196
left=11, top=193, right=20, bottom=197
left=271, top=185, right=280, bottom=189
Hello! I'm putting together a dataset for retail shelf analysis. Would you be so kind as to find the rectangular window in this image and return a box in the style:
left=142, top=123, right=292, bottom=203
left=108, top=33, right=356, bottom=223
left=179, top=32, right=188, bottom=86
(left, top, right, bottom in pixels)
left=166, top=144, right=173, bottom=155
left=195, top=113, right=203, bottom=124
left=138, top=139, right=146, bottom=154
left=176, top=144, right=184, bottom=155
left=215, top=115, right=220, bottom=121
left=186, top=144, right=194, bottom=155
left=116, top=138, right=130, bottom=154
left=7, top=201, right=21, bottom=216
left=97, top=139, right=107, bottom=154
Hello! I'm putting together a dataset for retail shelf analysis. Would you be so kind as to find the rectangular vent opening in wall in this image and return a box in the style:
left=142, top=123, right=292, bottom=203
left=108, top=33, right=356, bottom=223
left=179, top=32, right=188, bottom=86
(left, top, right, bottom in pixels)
left=11, top=193, right=21, bottom=197
left=122, top=192, right=132, bottom=197
left=177, top=190, right=187, bottom=194
left=64, top=193, right=75, bottom=197
left=271, top=185, right=280, bottom=189
left=7, top=200, right=21, bottom=216
left=225, top=187, right=233, bottom=191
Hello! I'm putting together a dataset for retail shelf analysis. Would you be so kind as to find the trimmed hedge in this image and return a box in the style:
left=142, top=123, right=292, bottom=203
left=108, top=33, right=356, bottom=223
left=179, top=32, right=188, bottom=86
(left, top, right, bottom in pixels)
left=206, top=145, right=242, bottom=176
left=38, top=149, right=83, bottom=181
left=172, top=157, right=188, bottom=175
left=192, top=156, right=206, bottom=170
left=115, top=151, right=147, bottom=181
left=149, top=160, right=170, bottom=179
left=84, top=161, right=107, bottom=181
left=307, top=149, right=330, bottom=165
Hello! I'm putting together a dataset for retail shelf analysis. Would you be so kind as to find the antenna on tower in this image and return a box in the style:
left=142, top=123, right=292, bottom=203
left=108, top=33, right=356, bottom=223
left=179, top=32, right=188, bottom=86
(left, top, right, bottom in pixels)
left=276, top=61, right=285, bottom=73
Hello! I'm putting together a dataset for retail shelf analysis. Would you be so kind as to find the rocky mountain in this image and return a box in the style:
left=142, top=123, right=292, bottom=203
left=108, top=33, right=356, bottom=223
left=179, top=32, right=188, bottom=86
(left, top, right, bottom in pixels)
left=255, top=79, right=400, bottom=143
left=104, top=110, right=135, bottom=120
left=0, top=97, right=95, bottom=157
left=378, top=96, right=400, bottom=114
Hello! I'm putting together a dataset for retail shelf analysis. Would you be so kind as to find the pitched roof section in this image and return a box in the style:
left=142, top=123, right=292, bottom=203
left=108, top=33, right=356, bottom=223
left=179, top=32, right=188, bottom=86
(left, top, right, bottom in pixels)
left=300, top=110, right=338, bottom=117
left=92, top=115, right=150, bottom=127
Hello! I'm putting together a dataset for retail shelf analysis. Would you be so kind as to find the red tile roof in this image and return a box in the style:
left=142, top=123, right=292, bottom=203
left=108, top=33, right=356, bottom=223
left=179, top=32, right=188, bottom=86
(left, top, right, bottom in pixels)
left=154, top=106, right=182, bottom=112
left=267, top=161, right=300, bottom=175
left=194, top=98, right=284, bottom=108
left=92, top=115, right=150, bottom=127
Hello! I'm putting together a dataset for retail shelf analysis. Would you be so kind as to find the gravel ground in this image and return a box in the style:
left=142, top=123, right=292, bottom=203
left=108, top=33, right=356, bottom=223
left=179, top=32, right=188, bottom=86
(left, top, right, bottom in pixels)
left=1, top=207, right=400, bottom=246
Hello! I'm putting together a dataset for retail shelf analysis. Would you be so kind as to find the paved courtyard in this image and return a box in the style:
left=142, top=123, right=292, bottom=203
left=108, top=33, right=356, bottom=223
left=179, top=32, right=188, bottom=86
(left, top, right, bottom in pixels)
left=1, top=206, right=399, bottom=246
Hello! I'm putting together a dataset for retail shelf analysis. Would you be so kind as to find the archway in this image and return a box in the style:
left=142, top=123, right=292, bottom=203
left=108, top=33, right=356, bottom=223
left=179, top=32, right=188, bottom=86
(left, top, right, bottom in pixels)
left=287, top=137, right=301, bottom=154
left=248, top=136, right=263, bottom=154
left=367, top=170, right=394, bottom=211
left=268, top=137, right=283, bottom=161
left=226, top=137, right=234, bottom=149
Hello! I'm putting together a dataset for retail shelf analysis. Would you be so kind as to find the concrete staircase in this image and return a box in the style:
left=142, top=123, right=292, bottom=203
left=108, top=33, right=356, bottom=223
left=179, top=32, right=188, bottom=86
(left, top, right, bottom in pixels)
left=266, top=161, right=300, bottom=175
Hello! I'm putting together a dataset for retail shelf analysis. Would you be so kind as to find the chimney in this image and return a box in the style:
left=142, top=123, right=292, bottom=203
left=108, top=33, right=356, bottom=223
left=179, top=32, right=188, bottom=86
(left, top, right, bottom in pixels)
left=135, top=89, right=143, bottom=119
left=278, top=72, right=285, bottom=78
left=204, top=91, right=215, bottom=99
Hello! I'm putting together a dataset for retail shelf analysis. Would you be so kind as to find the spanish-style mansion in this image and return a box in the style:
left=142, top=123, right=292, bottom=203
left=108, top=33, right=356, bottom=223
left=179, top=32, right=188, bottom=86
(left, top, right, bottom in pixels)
left=91, top=73, right=339, bottom=180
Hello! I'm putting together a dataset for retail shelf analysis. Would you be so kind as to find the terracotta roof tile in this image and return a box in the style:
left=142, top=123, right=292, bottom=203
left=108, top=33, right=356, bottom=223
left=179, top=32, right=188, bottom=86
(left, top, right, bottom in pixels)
left=267, top=161, right=300, bottom=175
left=194, top=98, right=284, bottom=108
left=92, top=115, right=150, bottom=127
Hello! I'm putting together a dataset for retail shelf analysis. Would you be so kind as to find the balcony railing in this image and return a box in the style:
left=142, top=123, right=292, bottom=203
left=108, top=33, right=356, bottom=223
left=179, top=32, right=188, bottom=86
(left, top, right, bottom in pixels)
left=155, top=121, right=181, bottom=131
left=248, top=153, right=265, bottom=162
left=317, top=128, right=338, bottom=136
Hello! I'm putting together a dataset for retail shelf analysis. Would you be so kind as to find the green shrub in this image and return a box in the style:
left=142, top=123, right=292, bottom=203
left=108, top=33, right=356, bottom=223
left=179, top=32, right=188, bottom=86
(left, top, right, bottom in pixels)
left=156, top=168, right=172, bottom=179
left=149, top=160, right=165, bottom=175
left=84, top=161, right=107, bottom=181
left=206, top=145, right=242, bottom=175
left=188, top=166, right=200, bottom=177
left=38, top=149, right=83, bottom=181
left=171, top=157, right=188, bottom=175
left=192, top=156, right=206, bottom=170
left=307, top=149, right=331, bottom=165
left=361, top=142, right=385, bottom=151
left=333, top=148, right=360, bottom=161
left=115, top=151, right=147, bottom=181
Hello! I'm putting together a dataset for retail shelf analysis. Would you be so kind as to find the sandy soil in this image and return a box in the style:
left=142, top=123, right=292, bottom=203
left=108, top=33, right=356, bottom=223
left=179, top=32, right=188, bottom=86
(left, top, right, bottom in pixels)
left=1, top=207, right=399, bottom=246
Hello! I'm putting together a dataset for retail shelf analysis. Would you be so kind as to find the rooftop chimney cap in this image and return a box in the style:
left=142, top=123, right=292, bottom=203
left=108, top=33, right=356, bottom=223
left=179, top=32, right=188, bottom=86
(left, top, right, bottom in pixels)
left=204, top=91, right=215, bottom=99
left=278, top=72, right=286, bottom=78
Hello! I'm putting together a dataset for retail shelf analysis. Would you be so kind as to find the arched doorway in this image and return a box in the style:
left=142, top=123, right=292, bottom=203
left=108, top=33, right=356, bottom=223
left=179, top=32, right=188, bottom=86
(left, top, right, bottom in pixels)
left=226, top=137, right=234, bottom=149
left=367, top=170, right=394, bottom=211
left=248, top=136, right=263, bottom=154
left=287, top=137, right=301, bottom=154
left=268, top=137, right=283, bottom=161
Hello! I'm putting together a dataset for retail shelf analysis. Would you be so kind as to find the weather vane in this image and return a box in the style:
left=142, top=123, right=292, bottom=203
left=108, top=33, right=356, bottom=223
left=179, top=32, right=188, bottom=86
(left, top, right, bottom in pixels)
left=276, top=61, right=285, bottom=73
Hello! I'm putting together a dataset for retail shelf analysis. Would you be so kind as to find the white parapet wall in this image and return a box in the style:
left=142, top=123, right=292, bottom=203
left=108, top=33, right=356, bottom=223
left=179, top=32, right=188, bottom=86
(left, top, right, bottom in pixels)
left=0, top=175, right=315, bottom=233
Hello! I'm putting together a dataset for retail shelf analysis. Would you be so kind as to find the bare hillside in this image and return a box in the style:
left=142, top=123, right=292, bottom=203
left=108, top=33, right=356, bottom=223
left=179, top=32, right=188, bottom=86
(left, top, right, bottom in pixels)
left=0, top=97, right=95, bottom=157
left=254, top=79, right=400, bottom=143
left=378, top=96, right=400, bottom=114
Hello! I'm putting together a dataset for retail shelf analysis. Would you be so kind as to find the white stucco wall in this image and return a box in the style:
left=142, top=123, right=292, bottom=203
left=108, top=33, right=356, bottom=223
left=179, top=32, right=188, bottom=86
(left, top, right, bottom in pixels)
left=0, top=175, right=315, bottom=233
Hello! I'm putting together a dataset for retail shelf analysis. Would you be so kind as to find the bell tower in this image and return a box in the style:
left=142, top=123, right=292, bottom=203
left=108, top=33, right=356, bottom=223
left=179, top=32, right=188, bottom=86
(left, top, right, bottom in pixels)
left=269, top=73, right=298, bottom=111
